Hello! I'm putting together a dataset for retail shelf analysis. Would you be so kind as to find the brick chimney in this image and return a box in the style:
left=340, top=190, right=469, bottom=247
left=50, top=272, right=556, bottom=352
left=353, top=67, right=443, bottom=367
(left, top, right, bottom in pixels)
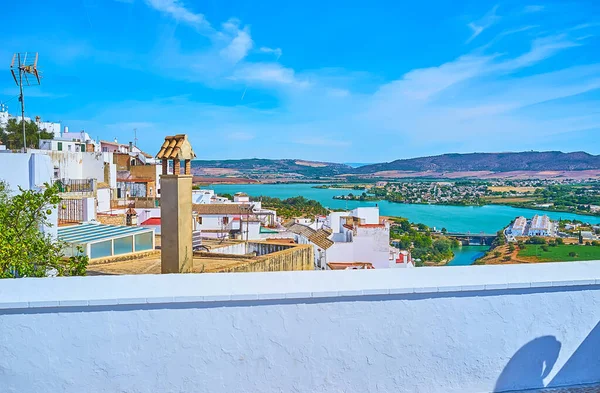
left=155, top=134, right=196, bottom=273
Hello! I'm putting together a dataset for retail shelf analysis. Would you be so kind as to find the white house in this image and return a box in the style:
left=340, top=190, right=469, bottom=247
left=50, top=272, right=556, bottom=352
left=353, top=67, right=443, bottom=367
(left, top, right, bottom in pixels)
left=192, top=204, right=261, bottom=240
left=191, top=190, right=277, bottom=227
left=286, top=206, right=400, bottom=270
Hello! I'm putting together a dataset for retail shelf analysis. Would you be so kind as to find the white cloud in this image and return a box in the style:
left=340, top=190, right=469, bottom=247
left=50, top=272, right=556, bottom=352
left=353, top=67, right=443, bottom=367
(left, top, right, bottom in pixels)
left=231, top=63, right=309, bottom=88
left=467, top=5, right=500, bottom=43
left=259, top=47, right=283, bottom=60
left=144, top=0, right=209, bottom=27
left=219, top=25, right=253, bottom=63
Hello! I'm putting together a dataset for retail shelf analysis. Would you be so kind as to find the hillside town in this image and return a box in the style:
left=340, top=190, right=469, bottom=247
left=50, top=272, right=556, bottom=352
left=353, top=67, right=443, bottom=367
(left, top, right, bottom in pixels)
left=0, top=109, right=415, bottom=273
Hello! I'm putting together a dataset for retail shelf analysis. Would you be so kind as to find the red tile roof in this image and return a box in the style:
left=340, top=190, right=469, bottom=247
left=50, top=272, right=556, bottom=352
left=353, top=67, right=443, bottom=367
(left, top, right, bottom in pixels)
left=141, top=217, right=161, bottom=225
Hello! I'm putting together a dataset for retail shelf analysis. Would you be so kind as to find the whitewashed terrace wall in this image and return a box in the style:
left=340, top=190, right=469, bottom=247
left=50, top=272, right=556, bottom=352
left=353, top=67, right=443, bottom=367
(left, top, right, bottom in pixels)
left=2, top=262, right=600, bottom=393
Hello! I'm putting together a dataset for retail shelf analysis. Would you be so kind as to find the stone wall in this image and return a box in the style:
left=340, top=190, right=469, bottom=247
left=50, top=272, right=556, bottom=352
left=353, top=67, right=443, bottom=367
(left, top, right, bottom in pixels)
left=96, top=213, right=126, bottom=226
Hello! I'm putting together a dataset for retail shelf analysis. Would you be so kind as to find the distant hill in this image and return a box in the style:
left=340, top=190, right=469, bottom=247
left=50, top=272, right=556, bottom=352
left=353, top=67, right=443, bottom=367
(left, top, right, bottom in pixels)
left=191, top=158, right=352, bottom=178
left=354, top=152, right=600, bottom=173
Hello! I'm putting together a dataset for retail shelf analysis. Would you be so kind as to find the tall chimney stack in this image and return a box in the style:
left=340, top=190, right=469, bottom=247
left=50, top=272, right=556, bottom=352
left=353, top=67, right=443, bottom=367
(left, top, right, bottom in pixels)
left=155, top=134, right=196, bottom=273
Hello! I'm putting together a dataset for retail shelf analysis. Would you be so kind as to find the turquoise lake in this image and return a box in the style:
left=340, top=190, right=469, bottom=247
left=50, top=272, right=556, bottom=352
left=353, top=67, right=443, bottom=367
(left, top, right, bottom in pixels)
left=211, top=183, right=600, bottom=233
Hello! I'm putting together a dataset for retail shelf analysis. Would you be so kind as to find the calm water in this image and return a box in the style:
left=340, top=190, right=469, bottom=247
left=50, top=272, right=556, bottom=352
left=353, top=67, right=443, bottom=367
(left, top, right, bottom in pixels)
left=211, top=183, right=600, bottom=233
left=447, top=246, right=490, bottom=266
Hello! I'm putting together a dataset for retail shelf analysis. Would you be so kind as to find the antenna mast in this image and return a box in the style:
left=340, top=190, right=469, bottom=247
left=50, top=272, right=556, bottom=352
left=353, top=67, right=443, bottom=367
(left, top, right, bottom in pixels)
left=134, top=128, right=138, bottom=147
left=10, top=52, right=41, bottom=150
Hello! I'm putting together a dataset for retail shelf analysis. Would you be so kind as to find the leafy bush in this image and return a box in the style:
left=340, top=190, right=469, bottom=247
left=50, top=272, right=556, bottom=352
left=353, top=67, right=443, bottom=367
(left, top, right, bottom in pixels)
left=0, top=182, right=88, bottom=278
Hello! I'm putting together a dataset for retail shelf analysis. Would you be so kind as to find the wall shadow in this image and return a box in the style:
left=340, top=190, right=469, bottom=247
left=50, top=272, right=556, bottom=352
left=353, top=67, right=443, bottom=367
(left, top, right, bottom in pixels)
left=496, top=321, right=600, bottom=392
left=548, top=321, right=600, bottom=388
left=494, top=336, right=561, bottom=392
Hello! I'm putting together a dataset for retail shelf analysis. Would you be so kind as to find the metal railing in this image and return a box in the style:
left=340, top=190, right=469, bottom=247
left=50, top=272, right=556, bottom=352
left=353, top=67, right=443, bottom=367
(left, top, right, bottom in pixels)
left=56, top=179, right=96, bottom=193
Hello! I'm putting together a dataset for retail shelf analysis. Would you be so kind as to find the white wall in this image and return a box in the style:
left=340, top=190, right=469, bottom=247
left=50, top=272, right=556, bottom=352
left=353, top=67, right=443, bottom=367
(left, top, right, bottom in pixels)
left=3, top=263, right=600, bottom=392
left=328, top=211, right=347, bottom=233
left=353, top=226, right=391, bottom=268
left=194, top=214, right=240, bottom=231
left=0, top=153, right=56, bottom=238
left=0, top=153, right=53, bottom=191
left=350, top=206, right=379, bottom=224
left=97, top=188, right=111, bottom=212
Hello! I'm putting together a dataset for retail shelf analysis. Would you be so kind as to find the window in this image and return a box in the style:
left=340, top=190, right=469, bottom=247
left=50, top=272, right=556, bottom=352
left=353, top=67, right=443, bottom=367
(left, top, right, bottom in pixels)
left=196, top=216, right=203, bottom=225
left=223, top=217, right=229, bottom=225
left=81, top=144, right=86, bottom=151
left=53, top=167, right=60, bottom=179
left=57, top=142, right=62, bottom=151
left=102, top=147, right=108, bottom=152
left=68, top=144, right=72, bottom=151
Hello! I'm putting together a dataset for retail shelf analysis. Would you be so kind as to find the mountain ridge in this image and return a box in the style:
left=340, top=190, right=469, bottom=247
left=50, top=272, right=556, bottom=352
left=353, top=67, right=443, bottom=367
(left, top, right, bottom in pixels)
left=191, top=151, right=600, bottom=178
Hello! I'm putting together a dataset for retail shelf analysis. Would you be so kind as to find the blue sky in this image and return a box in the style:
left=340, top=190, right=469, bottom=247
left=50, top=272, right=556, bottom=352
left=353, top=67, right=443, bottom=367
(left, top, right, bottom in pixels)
left=1, top=0, right=600, bottom=162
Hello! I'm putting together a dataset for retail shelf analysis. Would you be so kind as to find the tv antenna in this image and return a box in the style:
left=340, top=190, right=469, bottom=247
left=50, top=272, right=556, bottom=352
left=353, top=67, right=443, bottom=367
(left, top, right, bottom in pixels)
left=10, top=52, right=41, bottom=149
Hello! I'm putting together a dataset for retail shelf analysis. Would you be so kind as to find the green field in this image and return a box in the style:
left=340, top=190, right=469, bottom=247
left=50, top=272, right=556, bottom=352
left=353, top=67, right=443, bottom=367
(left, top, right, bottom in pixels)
left=518, top=244, right=600, bottom=262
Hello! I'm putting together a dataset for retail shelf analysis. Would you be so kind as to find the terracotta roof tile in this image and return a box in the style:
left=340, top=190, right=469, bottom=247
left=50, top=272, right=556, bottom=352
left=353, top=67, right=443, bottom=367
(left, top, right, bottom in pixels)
left=156, top=134, right=196, bottom=160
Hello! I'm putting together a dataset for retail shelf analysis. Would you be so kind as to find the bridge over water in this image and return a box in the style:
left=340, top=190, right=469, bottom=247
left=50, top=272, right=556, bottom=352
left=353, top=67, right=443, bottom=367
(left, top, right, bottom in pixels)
left=443, top=232, right=498, bottom=246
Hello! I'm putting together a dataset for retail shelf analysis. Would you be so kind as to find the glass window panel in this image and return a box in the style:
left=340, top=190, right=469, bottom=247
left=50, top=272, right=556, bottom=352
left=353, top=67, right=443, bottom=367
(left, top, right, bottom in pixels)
left=113, top=236, right=133, bottom=255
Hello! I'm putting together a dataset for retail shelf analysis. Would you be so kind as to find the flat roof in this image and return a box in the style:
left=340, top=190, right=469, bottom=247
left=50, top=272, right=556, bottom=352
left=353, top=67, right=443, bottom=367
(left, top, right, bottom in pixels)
left=58, top=223, right=154, bottom=244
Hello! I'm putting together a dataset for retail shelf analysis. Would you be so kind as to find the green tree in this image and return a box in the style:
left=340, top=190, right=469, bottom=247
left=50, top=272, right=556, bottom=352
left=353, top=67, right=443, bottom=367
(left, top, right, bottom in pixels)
left=0, top=182, right=88, bottom=278
left=433, top=238, right=452, bottom=254
left=0, top=118, right=55, bottom=150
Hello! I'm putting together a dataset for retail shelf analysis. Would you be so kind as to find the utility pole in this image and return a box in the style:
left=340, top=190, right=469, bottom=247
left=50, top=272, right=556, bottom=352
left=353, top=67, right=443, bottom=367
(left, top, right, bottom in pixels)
left=134, top=128, right=137, bottom=147
left=10, top=52, right=41, bottom=150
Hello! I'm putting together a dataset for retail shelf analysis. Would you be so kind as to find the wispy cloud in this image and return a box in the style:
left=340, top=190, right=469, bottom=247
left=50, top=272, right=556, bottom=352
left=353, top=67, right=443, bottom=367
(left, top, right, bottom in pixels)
left=219, top=22, right=253, bottom=64
left=259, top=47, right=282, bottom=60
left=467, top=5, right=500, bottom=43
left=231, top=62, right=309, bottom=88
left=144, top=0, right=209, bottom=27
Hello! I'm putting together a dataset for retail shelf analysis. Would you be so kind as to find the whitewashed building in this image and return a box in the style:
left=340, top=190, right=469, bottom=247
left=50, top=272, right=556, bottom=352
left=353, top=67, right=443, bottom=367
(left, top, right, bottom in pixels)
left=286, top=206, right=403, bottom=270
left=192, top=204, right=261, bottom=240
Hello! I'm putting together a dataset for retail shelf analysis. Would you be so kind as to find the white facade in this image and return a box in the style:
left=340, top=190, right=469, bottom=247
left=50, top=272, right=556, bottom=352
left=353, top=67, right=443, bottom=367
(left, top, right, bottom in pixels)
left=35, top=120, right=61, bottom=136
left=192, top=189, right=215, bottom=204
left=528, top=214, right=553, bottom=237
left=39, top=139, right=87, bottom=153
left=29, top=149, right=108, bottom=183
left=0, top=152, right=57, bottom=238
left=511, top=216, right=527, bottom=236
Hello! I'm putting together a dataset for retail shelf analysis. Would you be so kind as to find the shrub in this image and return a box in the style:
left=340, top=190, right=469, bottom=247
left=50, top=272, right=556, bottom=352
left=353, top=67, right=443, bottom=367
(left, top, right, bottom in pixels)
left=502, top=256, right=512, bottom=262
left=494, top=251, right=502, bottom=258
left=568, top=251, right=577, bottom=257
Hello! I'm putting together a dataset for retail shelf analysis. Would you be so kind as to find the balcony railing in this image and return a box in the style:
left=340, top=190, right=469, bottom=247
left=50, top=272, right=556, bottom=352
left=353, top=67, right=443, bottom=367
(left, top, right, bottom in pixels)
left=56, top=179, right=96, bottom=193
